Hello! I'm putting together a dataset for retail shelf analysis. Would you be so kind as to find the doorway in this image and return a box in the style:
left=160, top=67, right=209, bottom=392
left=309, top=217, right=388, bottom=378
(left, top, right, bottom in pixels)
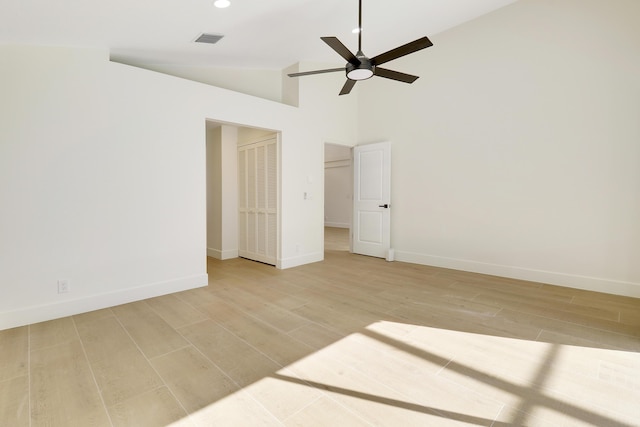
left=206, top=120, right=280, bottom=266
left=324, top=143, right=352, bottom=253
left=323, top=141, right=393, bottom=260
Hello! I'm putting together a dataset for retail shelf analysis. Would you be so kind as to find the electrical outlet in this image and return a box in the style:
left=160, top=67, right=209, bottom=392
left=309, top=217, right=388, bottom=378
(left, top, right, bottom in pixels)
left=58, top=279, right=70, bottom=294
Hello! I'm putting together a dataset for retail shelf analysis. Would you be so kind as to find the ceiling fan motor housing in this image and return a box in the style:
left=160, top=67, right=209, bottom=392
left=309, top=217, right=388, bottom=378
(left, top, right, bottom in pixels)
left=346, top=54, right=374, bottom=81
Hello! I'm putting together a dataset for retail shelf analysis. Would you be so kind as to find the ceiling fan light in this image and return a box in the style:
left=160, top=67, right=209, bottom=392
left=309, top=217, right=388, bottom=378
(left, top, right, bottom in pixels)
left=347, top=68, right=374, bottom=80
left=214, top=0, right=230, bottom=8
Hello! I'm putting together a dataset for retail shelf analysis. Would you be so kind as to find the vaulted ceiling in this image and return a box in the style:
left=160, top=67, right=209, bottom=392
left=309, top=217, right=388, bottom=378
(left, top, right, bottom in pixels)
left=1, top=0, right=518, bottom=69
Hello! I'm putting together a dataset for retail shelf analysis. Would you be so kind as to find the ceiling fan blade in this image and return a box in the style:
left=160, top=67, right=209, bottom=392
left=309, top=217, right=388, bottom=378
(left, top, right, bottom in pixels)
left=321, top=37, right=361, bottom=65
left=371, top=36, right=433, bottom=66
left=374, top=67, right=419, bottom=83
left=339, top=79, right=356, bottom=95
left=288, top=68, right=345, bottom=77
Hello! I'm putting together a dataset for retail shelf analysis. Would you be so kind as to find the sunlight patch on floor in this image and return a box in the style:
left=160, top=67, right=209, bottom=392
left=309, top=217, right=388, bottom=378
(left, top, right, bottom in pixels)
left=171, top=321, right=639, bottom=426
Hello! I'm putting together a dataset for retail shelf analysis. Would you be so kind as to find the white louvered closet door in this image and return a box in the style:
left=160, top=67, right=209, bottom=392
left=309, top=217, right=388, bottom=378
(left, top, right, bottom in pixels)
left=238, top=137, right=277, bottom=265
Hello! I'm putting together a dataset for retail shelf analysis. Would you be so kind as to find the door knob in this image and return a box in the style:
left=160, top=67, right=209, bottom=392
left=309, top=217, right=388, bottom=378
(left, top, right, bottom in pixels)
left=378, top=204, right=389, bottom=208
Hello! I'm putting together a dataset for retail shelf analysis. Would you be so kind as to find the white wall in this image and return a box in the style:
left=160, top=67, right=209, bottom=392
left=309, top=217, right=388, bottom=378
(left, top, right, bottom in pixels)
left=0, top=46, right=208, bottom=328
left=206, top=123, right=223, bottom=255
left=281, top=62, right=359, bottom=262
left=297, top=62, right=359, bottom=146
left=0, top=44, right=357, bottom=329
left=206, top=123, right=239, bottom=260
left=113, top=62, right=283, bottom=103
left=220, top=126, right=239, bottom=260
left=358, top=0, right=640, bottom=296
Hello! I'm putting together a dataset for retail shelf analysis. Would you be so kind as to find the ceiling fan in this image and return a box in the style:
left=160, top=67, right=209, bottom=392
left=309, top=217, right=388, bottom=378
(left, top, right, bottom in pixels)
left=288, top=0, right=433, bottom=95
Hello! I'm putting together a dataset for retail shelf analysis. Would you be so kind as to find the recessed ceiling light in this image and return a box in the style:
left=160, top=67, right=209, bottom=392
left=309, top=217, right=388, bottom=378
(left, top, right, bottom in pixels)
left=214, top=0, right=230, bottom=8
left=352, top=27, right=361, bottom=34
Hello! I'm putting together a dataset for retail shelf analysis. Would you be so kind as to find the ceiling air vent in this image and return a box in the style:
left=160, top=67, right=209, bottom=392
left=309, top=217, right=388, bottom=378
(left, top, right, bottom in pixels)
left=195, top=33, right=224, bottom=44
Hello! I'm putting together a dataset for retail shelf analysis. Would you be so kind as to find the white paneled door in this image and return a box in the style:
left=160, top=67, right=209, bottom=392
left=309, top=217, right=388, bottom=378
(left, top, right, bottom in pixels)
left=238, top=137, right=277, bottom=265
left=353, top=141, right=391, bottom=259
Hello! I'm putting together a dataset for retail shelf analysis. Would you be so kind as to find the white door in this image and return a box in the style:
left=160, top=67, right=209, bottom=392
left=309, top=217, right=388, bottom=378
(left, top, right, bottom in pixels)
left=352, top=141, right=391, bottom=259
left=238, top=137, right=278, bottom=265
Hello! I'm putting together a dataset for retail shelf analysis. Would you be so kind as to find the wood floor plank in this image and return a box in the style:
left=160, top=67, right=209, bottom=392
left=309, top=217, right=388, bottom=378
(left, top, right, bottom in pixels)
left=178, top=320, right=281, bottom=388
left=30, top=340, right=111, bottom=427
left=150, top=346, right=239, bottom=413
left=244, top=368, right=324, bottom=422
left=72, top=308, right=114, bottom=328
left=0, top=326, right=28, bottom=382
left=496, top=309, right=640, bottom=352
left=183, top=292, right=316, bottom=367
left=287, top=345, right=504, bottom=426
left=389, top=300, right=543, bottom=341
left=561, top=288, right=640, bottom=308
left=111, top=301, right=189, bottom=359
left=296, top=280, right=404, bottom=314
left=324, top=227, right=350, bottom=252
left=210, top=284, right=311, bottom=333
left=174, top=287, right=228, bottom=319
left=286, top=323, right=345, bottom=351
left=619, top=308, right=640, bottom=327
left=89, top=347, right=165, bottom=407
left=472, top=290, right=622, bottom=323
left=536, top=329, right=622, bottom=350
left=217, top=315, right=314, bottom=368
left=75, top=316, right=164, bottom=406
left=497, top=402, right=635, bottom=427
left=30, top=317, right=78, bottom=351
left=74, top=315, right=140, bottom=362
left=542, top=362, right=640, bottom=424
left=231, top=283, right=309, bottom=311
left=291, top=301, right=380, bottom=336
left=145, top=294, right=208, bottom=329
left=452, top=279, right=573, bottom=306
left=283, top=396, right=370, bottom=427
left=0, top=376, right=29, bottom=427
left=512, top=301, right=635, bottom=337
left=188, top=389, right=282, bottom=427
left=107, top=386, right=191, bottom=427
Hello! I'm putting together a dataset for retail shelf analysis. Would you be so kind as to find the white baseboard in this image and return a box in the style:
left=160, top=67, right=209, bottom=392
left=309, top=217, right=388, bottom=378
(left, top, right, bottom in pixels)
left=278, top=251, right=324, bottom=269
left=0, top=274, right=208, bottom=331
left=395, top=250, right=640, bottom=298
left=207, top=248, right=239, bottom=260
left=325, top=222, right=350, bottom=229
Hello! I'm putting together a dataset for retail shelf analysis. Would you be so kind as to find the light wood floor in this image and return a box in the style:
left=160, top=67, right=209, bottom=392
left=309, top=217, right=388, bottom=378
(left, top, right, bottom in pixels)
left=2, top=229, right=640, bottom=426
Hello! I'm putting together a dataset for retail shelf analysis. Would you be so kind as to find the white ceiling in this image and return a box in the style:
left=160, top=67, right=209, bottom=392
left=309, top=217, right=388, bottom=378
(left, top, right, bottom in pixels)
left=0, top=0, right=518, bottom=69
